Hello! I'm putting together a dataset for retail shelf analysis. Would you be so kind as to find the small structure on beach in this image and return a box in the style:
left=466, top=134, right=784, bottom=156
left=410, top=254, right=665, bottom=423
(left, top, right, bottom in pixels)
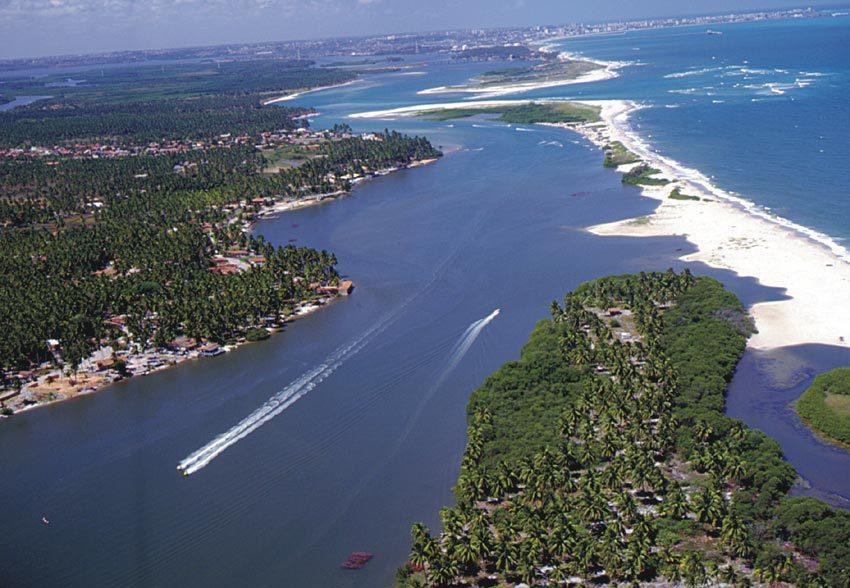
left=198, top=343, right=223, bottom=357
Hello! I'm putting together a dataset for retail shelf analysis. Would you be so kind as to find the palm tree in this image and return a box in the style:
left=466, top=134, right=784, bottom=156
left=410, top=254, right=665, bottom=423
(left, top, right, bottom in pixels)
left=660, top=483, right=689, bottom=519
left=493, top=540, right=517, bottom=576
left=679, top=551, right=707, bottom=587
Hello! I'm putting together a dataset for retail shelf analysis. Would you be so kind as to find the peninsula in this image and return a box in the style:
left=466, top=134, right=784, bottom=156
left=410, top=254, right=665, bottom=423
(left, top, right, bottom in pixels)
left=0, top=60, right=440, bottom=415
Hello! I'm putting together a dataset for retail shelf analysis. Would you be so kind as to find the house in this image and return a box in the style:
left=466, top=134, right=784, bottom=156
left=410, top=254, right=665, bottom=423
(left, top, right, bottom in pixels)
left=170, top=336, right=197, bottom=352
left=210, top=264, right=240, bottom=275
left=103, top=315, right=127, bottom=328
left=198, top=342, right=223, bottom=357
left=96, top=358, right=115, bottom=370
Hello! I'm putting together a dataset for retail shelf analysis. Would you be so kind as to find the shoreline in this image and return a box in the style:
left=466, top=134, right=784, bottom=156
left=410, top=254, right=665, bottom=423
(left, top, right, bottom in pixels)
left=576, top=99, right=850, bottom=350
left=261, top=80, right=360, bottom=105
left=349, top=97, right=850, bottom=351
left=0, top=156, right=439, bottom=418
left=3, top=296, right=334, bottom=418
left=416, top=55, right=620, bottom=99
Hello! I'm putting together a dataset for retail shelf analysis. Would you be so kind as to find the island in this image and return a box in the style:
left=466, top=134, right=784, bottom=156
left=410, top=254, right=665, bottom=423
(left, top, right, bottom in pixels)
left=398, top=271, right=850, bottom=587
left=796, top=368, right=850, bottom=449
left=418, top=56, right=616, bottom=98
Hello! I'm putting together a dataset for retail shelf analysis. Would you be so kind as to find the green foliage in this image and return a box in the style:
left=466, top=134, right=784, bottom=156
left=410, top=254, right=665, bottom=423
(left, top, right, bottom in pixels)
left=246, top=328, right=271, bottom=342
left=669, top=187, right=701, bottom=201
left=424, top=101, right=600, bottom=124
left=497, top=102, right=601, bottom=124
left=621, top=164, right=670, bottom=186
left=466, top=319, right=586, bottom=468
left=406, top=271, right=849, bottom=586
left=603, top=141, right=640, bottom=168
left=796, top=367, right=850, bottom=446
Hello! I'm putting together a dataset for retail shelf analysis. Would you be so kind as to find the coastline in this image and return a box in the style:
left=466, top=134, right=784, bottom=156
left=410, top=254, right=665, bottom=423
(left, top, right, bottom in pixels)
left=350, top=97, right=850, bottom=351
left=416, top=55, right=620, bottom=99
left=3, top=296, right=335, bottom=418
left=0, top=156, right=439, bottom=418
left=576, top=99, right=850, bottom=350
left=261, top=80, right=360, bottom=105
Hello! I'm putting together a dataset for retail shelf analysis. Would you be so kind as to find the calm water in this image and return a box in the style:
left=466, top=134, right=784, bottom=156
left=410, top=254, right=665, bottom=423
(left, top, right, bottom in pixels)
left=0, top=95, right=51, bottom=111
left=2, top=17, right=850, bottom=588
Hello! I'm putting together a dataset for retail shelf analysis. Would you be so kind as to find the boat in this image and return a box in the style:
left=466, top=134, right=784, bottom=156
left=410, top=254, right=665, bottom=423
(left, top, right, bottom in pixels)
left=341, top=551, right=373, bottom=569
left=706, top=29, right=723, bottom=35
left=42, top=516, right=50, bottom=525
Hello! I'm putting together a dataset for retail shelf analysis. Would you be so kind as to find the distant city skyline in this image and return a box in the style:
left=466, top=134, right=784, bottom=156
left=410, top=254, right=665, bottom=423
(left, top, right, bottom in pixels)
left=0, top=0, right=845, bottom=60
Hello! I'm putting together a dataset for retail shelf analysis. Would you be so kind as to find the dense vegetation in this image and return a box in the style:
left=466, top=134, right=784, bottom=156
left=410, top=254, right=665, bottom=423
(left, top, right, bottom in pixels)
left=0, top=96, right=311, bottom=147
left=426, top=102, right=600, bottom=125
left=399, top=271, right=850, bottom=587
left=0, top=128, right=439, bottom=380
left=621, top=164, right=670, bottom=187
left=603, top=141, right=640, bottom=168
left=669, top=187, right=702, bottom=201
left=0, top=59, right=357, bottom=147
left=796, top=367, right=850, bottom=447
left=1, top=59, right=355, bottom=105
left=0, top=58, right=440, bottom=396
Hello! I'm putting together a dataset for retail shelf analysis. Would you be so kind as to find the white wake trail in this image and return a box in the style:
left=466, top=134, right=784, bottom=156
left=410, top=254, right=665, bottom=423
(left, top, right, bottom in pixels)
left=445, top=309, right=499, bottom=374
left=178, top=309, right=399, bottom=475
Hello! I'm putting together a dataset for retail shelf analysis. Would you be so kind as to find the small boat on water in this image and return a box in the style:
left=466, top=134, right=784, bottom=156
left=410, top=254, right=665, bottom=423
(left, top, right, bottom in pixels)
left=706, top=29, right=723, bottom=35
left=42, top=516, right=50, bottom=525
left=341, top=551, right=373, bottom=569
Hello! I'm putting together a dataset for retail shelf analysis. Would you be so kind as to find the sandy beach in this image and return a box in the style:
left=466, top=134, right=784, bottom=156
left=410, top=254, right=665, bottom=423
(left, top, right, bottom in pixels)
left=262, top=80, right=360, bottom=105
left=349, top=99, right=536, bottom=119
left=416, top=64, right=619, bottom=99
left=350, top=97, right=850, bottom=351
left=417, top=51, right=623, bottom=100
left=576, top=99, right=850, bottom=350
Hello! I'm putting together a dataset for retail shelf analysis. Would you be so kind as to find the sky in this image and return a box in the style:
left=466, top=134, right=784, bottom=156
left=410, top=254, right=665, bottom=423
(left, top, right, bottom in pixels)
left=0, top=0, right=843, bottom=60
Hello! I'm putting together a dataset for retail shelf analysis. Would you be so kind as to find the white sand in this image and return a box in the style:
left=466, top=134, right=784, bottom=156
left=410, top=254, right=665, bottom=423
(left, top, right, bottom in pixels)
left=262, top=80, right=360, bottom=105
left=577, top=100, right=850, bottom=350
left=352, top=97, right=850, bottom=350
left=417, top=65, right=618, bottom=99
left=348, top=99, right=536, bottom=119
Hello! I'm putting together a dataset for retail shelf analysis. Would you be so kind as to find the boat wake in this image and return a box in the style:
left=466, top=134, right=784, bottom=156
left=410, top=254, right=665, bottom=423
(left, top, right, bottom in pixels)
left=445, top=309, right=499, bottom=375
left=289, top=308, right=500, bottom=554
left=177, top=313, right=396, bottom=476
left=177, top=210, right=494, bottom=476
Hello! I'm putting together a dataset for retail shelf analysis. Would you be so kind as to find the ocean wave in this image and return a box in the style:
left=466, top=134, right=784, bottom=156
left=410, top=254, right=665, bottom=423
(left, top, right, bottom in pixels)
left=664, top=66, right=724, bottom=79
left=614, top=104, right=850, bottom=265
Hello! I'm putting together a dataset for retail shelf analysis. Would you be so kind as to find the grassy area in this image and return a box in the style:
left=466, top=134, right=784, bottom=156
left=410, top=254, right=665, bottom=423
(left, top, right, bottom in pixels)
left=622, top=164, right=670, bottom=186
left=669, top=187, right=701, bottom=201
left=470, top=59, right=599, bottom=89
left=425, top=101, right=600, bottom=124
left=260, top=145, right=319, bottom=172
left=796, top=367, right=850, bottom=447
left=603, top=140, right=640, bottom=168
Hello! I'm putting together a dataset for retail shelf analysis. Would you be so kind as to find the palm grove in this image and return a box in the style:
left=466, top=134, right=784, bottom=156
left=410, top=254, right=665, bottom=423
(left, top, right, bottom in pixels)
left=399, top=271, right=850, bottom=587
left=0, top=60, right=440, bottom=394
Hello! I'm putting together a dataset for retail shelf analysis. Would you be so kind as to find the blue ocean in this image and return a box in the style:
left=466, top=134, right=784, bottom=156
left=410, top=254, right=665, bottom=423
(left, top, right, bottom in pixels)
left=552, top=16, right=850, bottom=247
